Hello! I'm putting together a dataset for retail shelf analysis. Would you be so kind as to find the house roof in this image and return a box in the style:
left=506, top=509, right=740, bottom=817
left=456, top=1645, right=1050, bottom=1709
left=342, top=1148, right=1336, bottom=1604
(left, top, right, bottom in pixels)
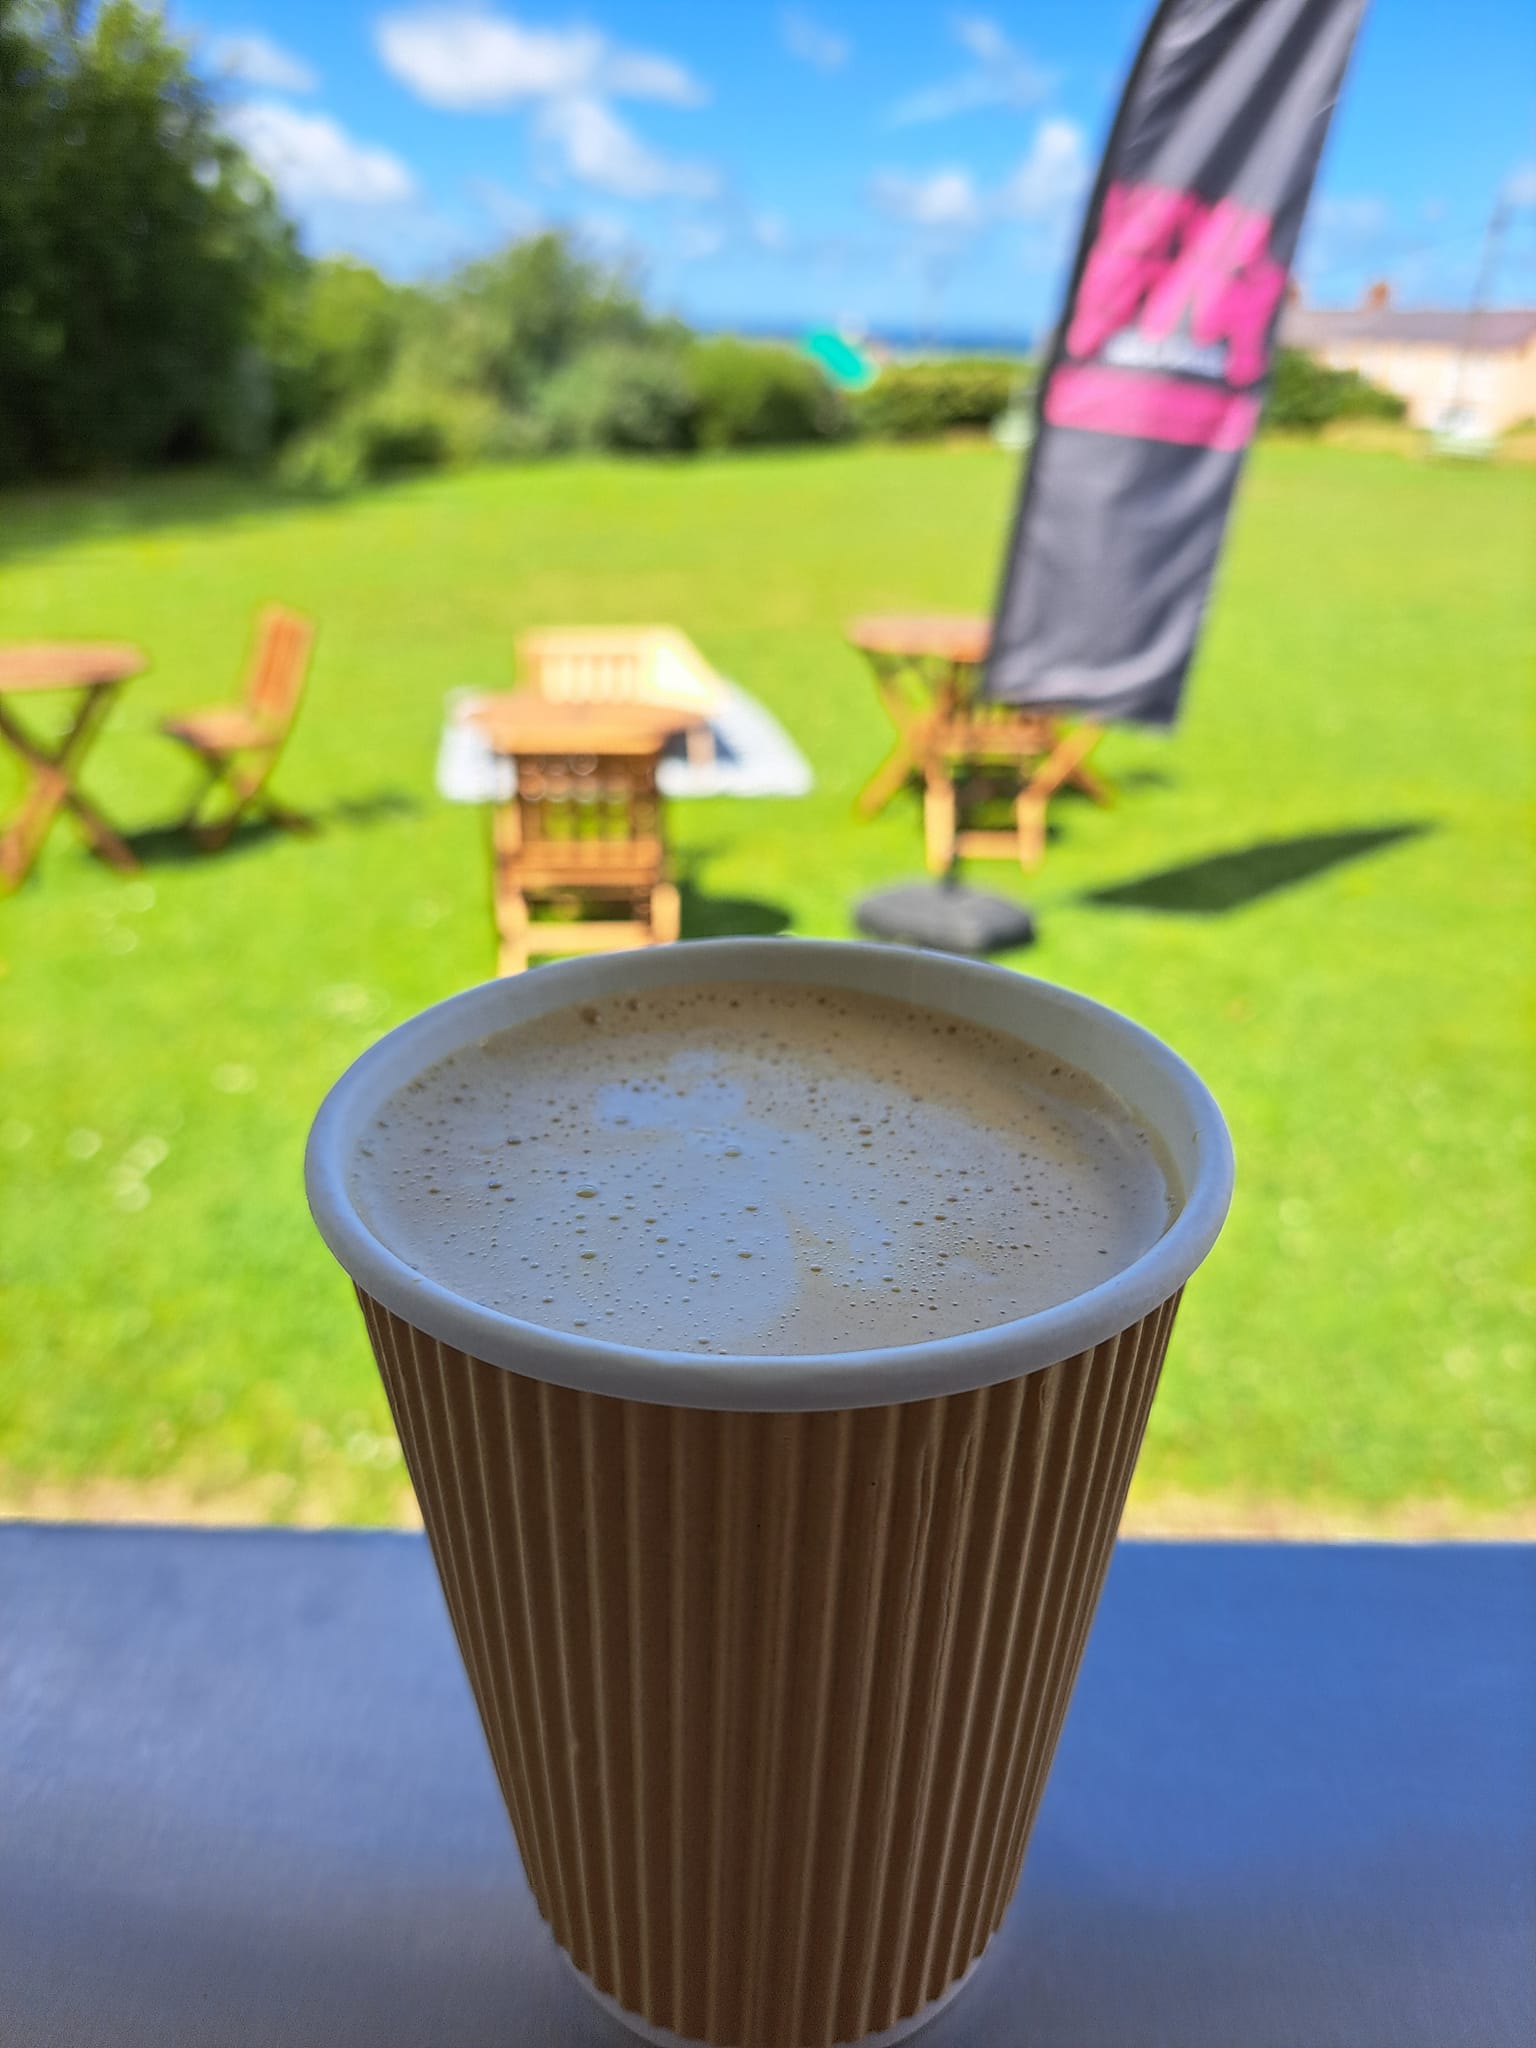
left=1281, top=306, right=1536, bottom=353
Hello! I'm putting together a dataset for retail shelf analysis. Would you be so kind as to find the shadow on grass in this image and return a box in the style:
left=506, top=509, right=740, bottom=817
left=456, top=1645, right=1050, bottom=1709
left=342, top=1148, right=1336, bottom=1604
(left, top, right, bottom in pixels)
left=1085, top=823, right=1433, bottom=915
left=120, top=790, right=420, bottom=867
left=677, top=872, right=790, bottom=939
left=1114, top=764, right=1176, bottom=792
left=0, top=470, right=327, bottom=567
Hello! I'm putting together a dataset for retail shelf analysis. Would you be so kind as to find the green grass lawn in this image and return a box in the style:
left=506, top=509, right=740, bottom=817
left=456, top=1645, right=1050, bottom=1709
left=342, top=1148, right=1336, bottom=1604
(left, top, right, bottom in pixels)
left=2, top=442, right=1531, bottom=1530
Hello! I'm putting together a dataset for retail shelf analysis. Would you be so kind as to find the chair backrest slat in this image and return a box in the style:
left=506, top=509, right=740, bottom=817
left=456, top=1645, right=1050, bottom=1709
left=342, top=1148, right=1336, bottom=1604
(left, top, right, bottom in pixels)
left=528, top=644, right=647, bottom=705
left=245, top=606, right=315, bottom=732
left=511, top=748, right=662, bottom=879
left=518, top=627, right=721, bottom=717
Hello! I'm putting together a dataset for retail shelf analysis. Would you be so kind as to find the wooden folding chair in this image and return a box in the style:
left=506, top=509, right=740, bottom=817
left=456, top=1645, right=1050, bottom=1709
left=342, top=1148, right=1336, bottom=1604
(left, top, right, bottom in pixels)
left=490, top=738, right=681, bottom=975
left=161, top=606, right=315, bottom=851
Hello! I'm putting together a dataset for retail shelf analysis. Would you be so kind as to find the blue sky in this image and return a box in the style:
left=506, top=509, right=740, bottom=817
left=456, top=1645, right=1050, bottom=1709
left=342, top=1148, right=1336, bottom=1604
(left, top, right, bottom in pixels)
left=182, top=1, right=1536, bottom=335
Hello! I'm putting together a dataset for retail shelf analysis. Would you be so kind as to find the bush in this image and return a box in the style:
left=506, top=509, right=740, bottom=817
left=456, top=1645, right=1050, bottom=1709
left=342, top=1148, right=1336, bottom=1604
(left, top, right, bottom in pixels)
left=538, top=343, right=697, bottom=453
left=854, top=359, right=1028, bottom=440
left=263, top=258, right=416, bottom=443
left=688, top=339, right=846, bottom=449
left=1264, top=348, right=1406, bottom=433
left=278, top=379, right=534, bottom=493
left=276, top=426, right=367, bottom=497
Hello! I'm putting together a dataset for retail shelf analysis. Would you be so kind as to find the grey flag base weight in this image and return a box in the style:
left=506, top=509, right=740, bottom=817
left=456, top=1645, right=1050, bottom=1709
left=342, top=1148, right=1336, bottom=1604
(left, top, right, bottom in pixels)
left=855, top=877, right=1036, bottom=955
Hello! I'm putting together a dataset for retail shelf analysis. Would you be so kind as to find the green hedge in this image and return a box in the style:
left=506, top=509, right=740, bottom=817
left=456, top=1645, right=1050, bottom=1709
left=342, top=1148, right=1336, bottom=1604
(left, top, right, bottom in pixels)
left=1264, top=348, right=1407, bottom=433
left=855, top=358, right=1030, bottom=439
left=688, top=338, right=847, bottom=449
left=539, top=342, right=697, bottom=453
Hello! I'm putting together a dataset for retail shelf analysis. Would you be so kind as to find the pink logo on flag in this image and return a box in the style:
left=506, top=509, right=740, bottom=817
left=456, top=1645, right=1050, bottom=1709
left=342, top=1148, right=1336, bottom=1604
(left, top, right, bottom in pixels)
left=1053, top=180, right=1287, bottom=448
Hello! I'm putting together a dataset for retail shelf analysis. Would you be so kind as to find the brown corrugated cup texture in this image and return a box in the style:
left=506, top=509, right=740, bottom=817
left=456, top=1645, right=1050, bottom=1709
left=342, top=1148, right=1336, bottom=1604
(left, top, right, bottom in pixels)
left=360, top=1286, right=1181, bottom=2048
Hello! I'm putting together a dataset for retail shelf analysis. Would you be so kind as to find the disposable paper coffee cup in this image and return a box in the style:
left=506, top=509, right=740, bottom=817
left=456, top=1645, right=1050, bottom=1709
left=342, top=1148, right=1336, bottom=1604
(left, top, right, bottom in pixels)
left=307, top=940, right=1232, bottom=2048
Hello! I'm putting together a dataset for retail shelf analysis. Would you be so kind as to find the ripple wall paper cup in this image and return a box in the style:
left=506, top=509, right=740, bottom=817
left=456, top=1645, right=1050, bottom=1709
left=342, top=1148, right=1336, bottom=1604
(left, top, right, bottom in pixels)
left=307, top=941, right=1233, bottom=2048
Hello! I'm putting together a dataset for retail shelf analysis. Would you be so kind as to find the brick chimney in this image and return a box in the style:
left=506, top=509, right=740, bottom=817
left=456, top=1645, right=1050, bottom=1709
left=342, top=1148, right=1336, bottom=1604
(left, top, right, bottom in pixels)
left=1361, top=279, right=1392, bottom=312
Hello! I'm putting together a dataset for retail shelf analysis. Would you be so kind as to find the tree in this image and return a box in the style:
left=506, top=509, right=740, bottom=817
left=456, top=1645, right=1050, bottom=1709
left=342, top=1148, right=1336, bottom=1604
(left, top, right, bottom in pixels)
left=432, top=233, right=661, bottom=410
left=262, top=257, right=418, bottom=444
left=0, top=0, right=296, bottom=475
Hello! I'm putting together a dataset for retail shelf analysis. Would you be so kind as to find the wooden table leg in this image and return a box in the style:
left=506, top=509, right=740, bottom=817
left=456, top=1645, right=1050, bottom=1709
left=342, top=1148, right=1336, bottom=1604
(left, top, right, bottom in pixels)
left=855, top=656, right=935, bottom=818
left=0, top=755, right=63, bottom=889
left=1015, top=723, right=1107, bottom=872
left=856, top=738, right=920, bottom=818
left=923, top=764, right=957, bottom=874
left=649, top=879, right=681, bottom=944
left=0, top=682, right=138, bottom=888
left=59, top=783, right=141, bottom=873
left=1064, top=726, right=1113, bottom=806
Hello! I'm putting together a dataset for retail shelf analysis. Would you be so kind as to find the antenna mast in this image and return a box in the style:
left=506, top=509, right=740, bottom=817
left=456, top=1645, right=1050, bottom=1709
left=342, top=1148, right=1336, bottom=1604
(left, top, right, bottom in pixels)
left=1448, top=197, right=1510, bottom=422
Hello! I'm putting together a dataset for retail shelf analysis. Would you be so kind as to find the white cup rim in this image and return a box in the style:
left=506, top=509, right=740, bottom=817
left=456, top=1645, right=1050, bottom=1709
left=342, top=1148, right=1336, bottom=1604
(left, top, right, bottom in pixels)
left=305, top=939, right=1233, bottom=1410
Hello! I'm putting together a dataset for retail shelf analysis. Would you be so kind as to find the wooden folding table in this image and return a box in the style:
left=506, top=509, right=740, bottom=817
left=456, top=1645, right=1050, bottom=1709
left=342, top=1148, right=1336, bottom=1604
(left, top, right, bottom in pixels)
left=847, top=613, right=1111, bottom=872
left=471, top=694, right=708, bottom=759
left=0, top=642, right=146, bottom=890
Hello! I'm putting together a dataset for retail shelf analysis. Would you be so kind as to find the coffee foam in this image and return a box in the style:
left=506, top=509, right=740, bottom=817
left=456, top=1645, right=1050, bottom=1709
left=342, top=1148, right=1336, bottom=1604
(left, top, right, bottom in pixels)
left=349, top=981, right=1175, bottom=1356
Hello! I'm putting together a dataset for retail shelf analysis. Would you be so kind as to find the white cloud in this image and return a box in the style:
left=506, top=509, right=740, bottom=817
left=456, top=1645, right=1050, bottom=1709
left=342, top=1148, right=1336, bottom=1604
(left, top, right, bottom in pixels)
left=227, top=101, right=416, bottom=204
left=538, top=95, right=716, bottom=200
left=676, top=220, right=726, bottom=263
left=376, top=8, right=714, bottom=209
left=873, top=120, right=1086, bottom=243
left=888, top=15, right=1052, bottom=126
left=469, top=176, right=543, bottom=234
left=572, top=212, right=635, bottom=259
left=1297, top=192, right=1398, bottom=301
left=312, top=206, right=481, bottom=276
left=601, top=48, right=703, bottom=104
left=781, top=9, right=849, bottom=71
left=872, top=166, right=982, bottom=230
left=208, top=30, right=318, bottom=95
left=377, top=10, right=594, bottom=104
left=998, top=118, right=1087, bottom=220
left=1315, top=193, right=1389, bottom=236
left=1505, top=162, right=1536, bottom=208
left=1299, top=193, right=1388, bottom=270
left=953, top=15, right=1010, bottom=62
left=665, top=209, right=795, bottom=265
left=375, top=6, right=705, bottom=111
